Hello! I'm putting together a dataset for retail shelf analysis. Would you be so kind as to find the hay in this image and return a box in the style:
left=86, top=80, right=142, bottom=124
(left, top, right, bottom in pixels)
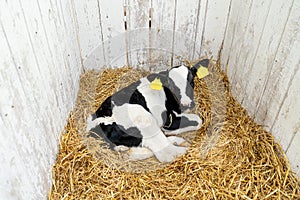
left=49, top=60, right=300, bottom=199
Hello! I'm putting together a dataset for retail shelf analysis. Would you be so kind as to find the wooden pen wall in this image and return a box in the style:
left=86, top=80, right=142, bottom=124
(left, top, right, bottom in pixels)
left=0, top=0, right=299, bottom=199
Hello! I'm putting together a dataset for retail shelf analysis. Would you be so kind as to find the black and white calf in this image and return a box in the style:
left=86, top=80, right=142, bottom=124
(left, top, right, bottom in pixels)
left=86, top=59, right=209, bottom=162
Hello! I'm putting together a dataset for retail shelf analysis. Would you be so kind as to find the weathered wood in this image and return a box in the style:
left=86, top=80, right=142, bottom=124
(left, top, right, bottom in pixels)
left=241, top=0, right=294, bottom=119
left=255, top=0, right=300, bottom=131
left=150, top=0, right=176, bottom=71
left=173, top=0, right=199, bottom=62
left=221, top=0, right=300, bottom=176
left=0, top=0, right=82, bottom=198
left=220, top=0, right=242, bottom=72
left=198, top=0, right=231, bottom=59
left=286, top=130, right=300, bottom=176
left=273, top=62, right=300, bottom=174
left=126, top=0, right=150, bottom=68
left=98, top=0, right=126, bottom=68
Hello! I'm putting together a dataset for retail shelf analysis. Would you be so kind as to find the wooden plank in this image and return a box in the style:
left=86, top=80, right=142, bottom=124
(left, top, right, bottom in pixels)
left=241, top=0, right=294, bottom=119
left=254, top=0, right=300, bottom=128
left=149, top=0, right=176, bottom=71
left=223, top=0, right=252, bottom=83
left=72, top=0, right=105, bottom=69
left=270, top=58, right=300, bottom=150
left=286, top=130, right=300, bottom=176
left=0, top=1, right=53, bottom=198
left=97, top=0, right=126, bottom=68
left=173, top=0, right=199, bottom=62
left=220, top=0, right=241, bottom=71
left=58, top=0, right=82, bottom=92
left=229, top=0, right=272, bottom=102
left=126, top=0, right=150, bottom=68
left=193, top=0, right=208, bottom=60
left=198, top=0, right=231, bottom=59
left=0, top=0, right=81, bottom=198
left=72, top=0, right=102, bottom=60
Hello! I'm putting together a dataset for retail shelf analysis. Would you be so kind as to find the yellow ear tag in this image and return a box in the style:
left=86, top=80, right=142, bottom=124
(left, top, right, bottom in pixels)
left=150, top=78, right=163, bottom=90
left=196, top=65, right=209, bottom=79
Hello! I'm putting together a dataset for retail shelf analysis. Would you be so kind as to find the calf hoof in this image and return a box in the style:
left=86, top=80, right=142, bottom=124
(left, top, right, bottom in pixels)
left=114, top=145, right=130, bottom=152
left=155, top=145, right=187, bottom=163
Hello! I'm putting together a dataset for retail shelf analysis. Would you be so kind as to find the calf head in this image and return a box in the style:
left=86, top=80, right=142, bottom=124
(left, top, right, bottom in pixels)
left=161, top=59, right=209, bottom=111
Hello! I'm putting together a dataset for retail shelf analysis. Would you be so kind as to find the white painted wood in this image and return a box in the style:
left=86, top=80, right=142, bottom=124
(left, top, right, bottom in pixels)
left=274, top=59, right=300, bottom=175
left=97, top=0, right=126, bottom=68
left=222, top=0, right=253, bottom=81
left=221, top=0, right=300, bottom=177
left=126, top=0, right=150, bottom=68
left=255, top=0, right=300, bottom=130
left=0, top=0, right=82, bottom=199
left=149, top=0, right=176, bottom=71
left=198, top=0, right=231, bottom=59
left=173, top=0, right=200, bottom=61
left=72, top=0, right=102, bottom=60
left=220, top=0, right=241, bottom=72
left=286, top=130, right=300, bottom=176
left=241, top=0, right=294, bottom=118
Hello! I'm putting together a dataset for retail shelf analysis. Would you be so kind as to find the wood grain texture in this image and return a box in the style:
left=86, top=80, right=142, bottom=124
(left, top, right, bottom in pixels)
left=274, top=63, right=300, bottom=174
left=221, top=0, right=300, bottom=176
left=198, top=0, right=231, bottom=59
left=0, top=0, right=82, bottom=199
left=149, top=0, right=176, bottom=70
left=241, top=0, right=294, bottom=118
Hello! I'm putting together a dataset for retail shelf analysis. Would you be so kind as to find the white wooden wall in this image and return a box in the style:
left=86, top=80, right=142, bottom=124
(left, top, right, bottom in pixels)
left=0, top=1, right=82, bottom=199
left=0, top=0, right=299, bottom=199
left=221, top=0, right=300, bottom=175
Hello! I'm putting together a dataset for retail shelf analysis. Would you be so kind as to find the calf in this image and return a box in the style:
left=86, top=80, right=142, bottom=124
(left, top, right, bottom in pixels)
left=86, top=59, right=209, bottom=162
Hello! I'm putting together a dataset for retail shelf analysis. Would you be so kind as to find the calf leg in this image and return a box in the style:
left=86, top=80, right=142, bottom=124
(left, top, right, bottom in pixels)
left=118, top=106, right=187, bottom=163
left=163, top=112, right=202, bottom=135
left=127, top=136, right=189, bottom=161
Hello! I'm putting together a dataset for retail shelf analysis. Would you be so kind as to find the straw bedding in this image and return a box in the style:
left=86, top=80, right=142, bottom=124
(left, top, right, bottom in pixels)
left=49, top=60, right=300, bottom=199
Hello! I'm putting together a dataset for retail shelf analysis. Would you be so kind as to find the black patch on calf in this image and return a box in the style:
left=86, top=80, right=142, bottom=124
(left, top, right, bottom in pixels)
left=129, top=89, right=150, bottom=112
left=184, top=68, right=196, bottom=110
left=95, top=96, right=113, bottom=118
left=111, top=81, right=141, bottom=106
left=89, top=122, right=142, bottom=148
left=163, top=111, right=198, bottom=130
left=163, top=86, right=181, bottom=114
left=99, top=122, right=142, bottom=147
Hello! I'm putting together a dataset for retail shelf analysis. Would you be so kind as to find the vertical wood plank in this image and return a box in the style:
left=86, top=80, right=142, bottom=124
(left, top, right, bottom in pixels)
left=225, top=0, right=253, bottom=91
left=270, top=57, right=300, bottom=150
left=72, top=0, right=105, bottom=69
left=198, top=0, right=231, bottom=59
left=72, top=0, right=102, bottom=60
left=286, top=130, right=300, bottom=176
left=254, top=0, right=299, bottom=128
left=230, top=0, right=271, bottom=102
left=149, top=0, right=176, bottom=71
left=0, top=0, right=81, bottom=198
left=241, top=0, right=294, bottom=119
left=220, top=0, right=241, bottom=71
left=173, top=0, right=199, bottom=63
left=126, top=0, right=150, bottom=68
left=97, top=0, right=126, bottom=68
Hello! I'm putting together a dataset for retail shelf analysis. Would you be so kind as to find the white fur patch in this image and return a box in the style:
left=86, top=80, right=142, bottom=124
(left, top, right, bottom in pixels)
left=163, top=113, right=202, bottom=135
left=137, top=77, right=166, bottom=126
left=168, top=65, right=192, bottom=106
left=86, top=115, right=114, bottom=132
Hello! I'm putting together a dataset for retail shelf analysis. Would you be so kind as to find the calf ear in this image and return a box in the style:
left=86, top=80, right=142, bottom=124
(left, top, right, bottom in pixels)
left=191, top=59, right=210, bottom=78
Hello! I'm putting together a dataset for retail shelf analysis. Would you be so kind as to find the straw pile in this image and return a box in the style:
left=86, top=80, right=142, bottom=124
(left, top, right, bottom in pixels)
left=49, top=60, right=300, bottom=199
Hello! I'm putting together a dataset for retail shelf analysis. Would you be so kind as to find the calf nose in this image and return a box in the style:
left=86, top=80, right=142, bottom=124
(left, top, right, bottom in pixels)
left=181, top=101, right=195, bottom=111
left=181, top=97, right=192, bottom=107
